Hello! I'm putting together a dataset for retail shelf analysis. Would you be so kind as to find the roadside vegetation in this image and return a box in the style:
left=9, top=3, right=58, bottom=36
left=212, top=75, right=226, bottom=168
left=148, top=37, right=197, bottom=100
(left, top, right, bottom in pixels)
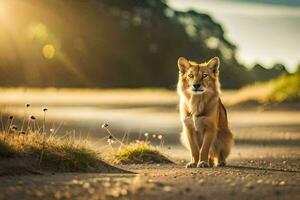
left=266, top=69, right=300, bottom=102
left=0, top=105, right=172, bottom=176
left=229, top=69, right=300, bottom=106
left=109, top=141, right=172, bottom=164
left=0, top=130, right=114, bottom=174
left=101, top=124, right=172, bottom=165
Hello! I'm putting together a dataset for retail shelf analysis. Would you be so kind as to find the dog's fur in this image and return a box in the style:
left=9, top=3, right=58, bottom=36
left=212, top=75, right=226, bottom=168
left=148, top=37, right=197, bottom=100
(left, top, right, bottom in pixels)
left=177, top=57, right=233, bottom=168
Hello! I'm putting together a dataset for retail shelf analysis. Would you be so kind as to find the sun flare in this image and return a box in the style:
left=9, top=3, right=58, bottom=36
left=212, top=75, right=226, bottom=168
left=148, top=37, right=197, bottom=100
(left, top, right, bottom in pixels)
left=42, top=44, right=56, bottom=59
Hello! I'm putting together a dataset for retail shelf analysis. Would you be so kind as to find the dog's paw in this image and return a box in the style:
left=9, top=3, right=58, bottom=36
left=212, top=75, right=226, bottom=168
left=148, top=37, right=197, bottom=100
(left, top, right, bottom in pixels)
left=197, top=161, right=210, bottom=168
left=217, top=161, right=226, bottom=167
left=209, top=159, right=215, bottom=167
left=185, top=162, right=197, bottom=168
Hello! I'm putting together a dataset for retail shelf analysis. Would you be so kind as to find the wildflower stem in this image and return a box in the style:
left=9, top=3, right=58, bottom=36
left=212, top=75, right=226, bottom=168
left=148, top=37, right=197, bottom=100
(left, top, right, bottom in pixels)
left=33, top=121, right=36, bottom=132
left=6, top=117, right=13, bottom=134
left=103, top=127, right=124, bottom=146
left=21, top=107, right=29, bottom=132
left=160, top=139, right=164, bottom=148
left=26, top=120, right=31, bottom=134
left=42, top=108, right=48, bottom=134
left=0, top=112, right=4, bottom=133
left=43, top=112, right=46, bottom=133
left=36, top=121, right=40, bottom=132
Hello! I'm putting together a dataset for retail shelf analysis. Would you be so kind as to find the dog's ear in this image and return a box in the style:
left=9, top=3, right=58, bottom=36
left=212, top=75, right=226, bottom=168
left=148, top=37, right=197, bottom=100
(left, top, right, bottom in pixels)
left=207, top=57, right=220, bottom=74
left=177, top=57, right=190, bottom=74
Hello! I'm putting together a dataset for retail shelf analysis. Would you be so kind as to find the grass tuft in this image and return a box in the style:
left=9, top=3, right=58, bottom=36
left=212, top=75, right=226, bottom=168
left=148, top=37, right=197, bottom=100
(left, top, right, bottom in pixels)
left=0, top=131, right=124, bottom=174
left=110, top=141, right=172, bottom=165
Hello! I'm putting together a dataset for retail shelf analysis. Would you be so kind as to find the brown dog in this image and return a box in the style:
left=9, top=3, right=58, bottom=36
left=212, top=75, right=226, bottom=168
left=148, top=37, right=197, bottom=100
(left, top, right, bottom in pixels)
left=177, top=57, right=234, bottom=168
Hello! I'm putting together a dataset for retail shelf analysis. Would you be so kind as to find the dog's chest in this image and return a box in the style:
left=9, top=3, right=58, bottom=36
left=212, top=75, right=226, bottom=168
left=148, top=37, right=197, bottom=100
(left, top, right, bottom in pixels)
left=187, top=96, right=205, bottom=115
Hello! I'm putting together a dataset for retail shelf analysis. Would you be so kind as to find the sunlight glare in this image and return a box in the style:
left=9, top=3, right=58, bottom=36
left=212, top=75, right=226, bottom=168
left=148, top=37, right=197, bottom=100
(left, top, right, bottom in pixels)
left=27, top=22, right=48, bottom=42
left=0, top=0, right=9, bottom=21
left=42, top=44, right=55, bottom=59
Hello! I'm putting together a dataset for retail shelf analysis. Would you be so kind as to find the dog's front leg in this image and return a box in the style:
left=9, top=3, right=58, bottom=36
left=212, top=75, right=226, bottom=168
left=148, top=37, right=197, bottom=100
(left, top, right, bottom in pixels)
left=193, top=117, right=216, bottom=168
left=192, top=114, right=199, bottom=131
left=185, top=129, right=200, bottom=168
left=198, top=132, right=213, bottom=167
left=183, top=116, right=200, bottom=168
left=198, top=128, right=217, bottom=168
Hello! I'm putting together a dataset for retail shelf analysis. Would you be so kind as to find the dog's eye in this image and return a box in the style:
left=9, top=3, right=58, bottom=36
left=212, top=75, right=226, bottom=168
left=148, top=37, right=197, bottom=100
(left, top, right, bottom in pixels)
left=188, top=74, right=194, bottom=78
left=203, top=74, right=208, bottom=78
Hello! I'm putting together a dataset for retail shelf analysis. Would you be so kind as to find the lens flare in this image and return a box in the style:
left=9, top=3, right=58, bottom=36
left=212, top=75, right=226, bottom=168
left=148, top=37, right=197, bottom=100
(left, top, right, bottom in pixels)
left=42, top=44, right=55, bottom=59
left=27, top=23, right=48, bottom=41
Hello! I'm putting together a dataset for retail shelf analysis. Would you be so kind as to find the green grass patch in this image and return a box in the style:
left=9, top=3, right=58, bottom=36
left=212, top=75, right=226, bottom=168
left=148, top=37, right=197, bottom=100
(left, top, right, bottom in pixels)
left=233, top=71, right=300, bottom=105
left=266, top=71, right=300, bottom=102
left=110, top=141, right=172, bottom=164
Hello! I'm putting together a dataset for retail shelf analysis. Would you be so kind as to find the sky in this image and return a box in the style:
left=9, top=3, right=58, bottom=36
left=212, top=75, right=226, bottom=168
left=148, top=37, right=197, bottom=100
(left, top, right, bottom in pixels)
left=167, top=0, right=300, bottom=72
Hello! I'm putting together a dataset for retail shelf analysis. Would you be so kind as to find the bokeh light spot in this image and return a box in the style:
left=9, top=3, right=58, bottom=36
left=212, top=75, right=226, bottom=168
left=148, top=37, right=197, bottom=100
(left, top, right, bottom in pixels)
left=42, top=44, right=55, bottom=59
left=27, top=23, right=48, bottom=41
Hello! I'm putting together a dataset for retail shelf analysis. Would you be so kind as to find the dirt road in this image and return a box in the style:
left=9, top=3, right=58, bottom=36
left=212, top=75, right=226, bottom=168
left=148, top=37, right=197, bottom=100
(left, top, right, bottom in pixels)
left=0, top=89, right=299, bottom=199
left=0, top=145, right=299, bottom=200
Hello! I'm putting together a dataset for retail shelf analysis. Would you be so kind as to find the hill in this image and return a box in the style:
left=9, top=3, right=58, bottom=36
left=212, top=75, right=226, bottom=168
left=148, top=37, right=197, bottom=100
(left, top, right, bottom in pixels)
left=0, top=0, right=288, bottom=88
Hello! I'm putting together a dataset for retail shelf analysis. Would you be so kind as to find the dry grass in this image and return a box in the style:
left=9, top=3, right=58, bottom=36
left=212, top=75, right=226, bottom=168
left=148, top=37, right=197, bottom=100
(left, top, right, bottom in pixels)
left=109, top=141, right=173, bottom=165
left=0, top=131, right=123, bottom=174
left=0, top=123, right=172, bottom=175
left=0, top=105, right=174, bottom=175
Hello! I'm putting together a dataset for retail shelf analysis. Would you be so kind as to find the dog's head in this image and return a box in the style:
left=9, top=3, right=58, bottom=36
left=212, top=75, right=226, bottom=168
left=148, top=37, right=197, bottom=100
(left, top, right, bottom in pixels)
left=177, top=57, right=220, bottom=95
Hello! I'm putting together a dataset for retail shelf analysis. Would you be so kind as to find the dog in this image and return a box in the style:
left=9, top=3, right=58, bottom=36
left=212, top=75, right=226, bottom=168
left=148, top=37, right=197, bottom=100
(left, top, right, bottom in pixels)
left=177, top=56, right=234, bottom=168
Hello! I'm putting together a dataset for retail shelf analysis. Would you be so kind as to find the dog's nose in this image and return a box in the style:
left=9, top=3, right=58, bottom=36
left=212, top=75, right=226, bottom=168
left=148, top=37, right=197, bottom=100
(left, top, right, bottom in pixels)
left=193, top=84, right=201, bottom=89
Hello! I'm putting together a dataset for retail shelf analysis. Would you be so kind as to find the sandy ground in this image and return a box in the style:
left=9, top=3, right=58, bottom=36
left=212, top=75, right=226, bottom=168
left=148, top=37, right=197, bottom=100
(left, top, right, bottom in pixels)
left=0, top=148, right=299, bottom=200
left=0, top=131, right=299, bottom=200
left=0, top=89, right=299, bottom=200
